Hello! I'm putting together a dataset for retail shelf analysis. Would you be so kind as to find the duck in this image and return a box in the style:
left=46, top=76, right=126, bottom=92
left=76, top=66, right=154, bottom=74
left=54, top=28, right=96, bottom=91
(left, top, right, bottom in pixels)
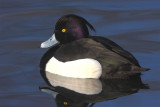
left=40, top=14, right=149, bottom=79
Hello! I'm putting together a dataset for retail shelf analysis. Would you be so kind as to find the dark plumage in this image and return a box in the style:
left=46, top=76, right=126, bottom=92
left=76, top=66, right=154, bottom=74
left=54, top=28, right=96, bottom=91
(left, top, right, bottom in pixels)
left=40, top=14, right=149, bottom=79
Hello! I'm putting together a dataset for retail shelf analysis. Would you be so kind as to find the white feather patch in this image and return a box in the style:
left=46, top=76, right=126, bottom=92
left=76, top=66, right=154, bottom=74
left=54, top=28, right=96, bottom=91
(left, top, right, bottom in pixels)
left=45, top=57, right=102, bottom=79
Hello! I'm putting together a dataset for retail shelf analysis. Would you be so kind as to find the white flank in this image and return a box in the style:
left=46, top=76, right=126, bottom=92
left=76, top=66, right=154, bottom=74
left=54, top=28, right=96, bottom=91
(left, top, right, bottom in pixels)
left=45, top=57, right=102, bottom=79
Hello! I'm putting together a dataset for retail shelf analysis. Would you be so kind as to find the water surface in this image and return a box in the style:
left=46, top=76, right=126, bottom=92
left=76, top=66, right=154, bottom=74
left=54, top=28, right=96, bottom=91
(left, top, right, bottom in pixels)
left=0, top=0, right=160, bottom=107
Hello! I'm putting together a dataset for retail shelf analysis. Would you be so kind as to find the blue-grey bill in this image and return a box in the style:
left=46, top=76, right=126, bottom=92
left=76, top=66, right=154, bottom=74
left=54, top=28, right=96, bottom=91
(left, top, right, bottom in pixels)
left=41, top=33, right=59, bottom=48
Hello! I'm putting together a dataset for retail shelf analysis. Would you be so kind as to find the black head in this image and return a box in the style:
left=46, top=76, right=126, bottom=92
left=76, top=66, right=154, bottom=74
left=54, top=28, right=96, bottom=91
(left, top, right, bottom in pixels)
left=54, top=14, right=96, bottom=44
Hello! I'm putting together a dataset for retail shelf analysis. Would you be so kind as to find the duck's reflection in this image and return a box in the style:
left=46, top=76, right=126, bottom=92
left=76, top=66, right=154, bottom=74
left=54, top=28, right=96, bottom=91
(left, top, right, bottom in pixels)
left=46, top=72, right=102, bottom=95
left=40, top=72, right=148, bottom=107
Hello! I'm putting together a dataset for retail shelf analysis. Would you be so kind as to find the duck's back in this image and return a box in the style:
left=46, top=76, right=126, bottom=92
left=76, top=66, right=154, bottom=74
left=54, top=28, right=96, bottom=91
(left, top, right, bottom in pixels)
left=90, top=36, right=140, bottom=66
left=54, top=37, right=139, bottom=66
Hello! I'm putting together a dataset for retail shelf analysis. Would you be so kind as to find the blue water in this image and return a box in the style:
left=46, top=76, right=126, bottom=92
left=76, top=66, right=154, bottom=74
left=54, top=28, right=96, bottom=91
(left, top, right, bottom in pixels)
left=0, top=0, right=160, bottom=107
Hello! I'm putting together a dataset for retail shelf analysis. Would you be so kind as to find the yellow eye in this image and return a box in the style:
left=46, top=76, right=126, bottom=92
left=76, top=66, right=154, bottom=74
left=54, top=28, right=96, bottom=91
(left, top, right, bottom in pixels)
left=64, top=101, right=68, bottom=105
left=62, top=29, right=66, bottom=32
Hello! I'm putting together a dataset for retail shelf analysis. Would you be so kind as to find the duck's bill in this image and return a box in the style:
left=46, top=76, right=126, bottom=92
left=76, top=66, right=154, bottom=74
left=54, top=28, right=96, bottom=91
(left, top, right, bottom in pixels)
left=41, top=33, right=59, bottom=48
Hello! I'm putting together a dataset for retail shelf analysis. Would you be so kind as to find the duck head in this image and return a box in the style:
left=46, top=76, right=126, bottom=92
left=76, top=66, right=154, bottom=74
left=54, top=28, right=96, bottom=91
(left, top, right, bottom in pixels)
left=41, top=14, right=95, bottom=48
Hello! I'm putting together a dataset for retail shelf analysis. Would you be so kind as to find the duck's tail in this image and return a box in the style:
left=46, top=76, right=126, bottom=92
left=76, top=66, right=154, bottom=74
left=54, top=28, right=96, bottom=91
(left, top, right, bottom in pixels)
left=118, top=66, right=150, bottom=78
left=101, top=65, right=150, bottom=79
left=130, top=65, right=150, bottom=73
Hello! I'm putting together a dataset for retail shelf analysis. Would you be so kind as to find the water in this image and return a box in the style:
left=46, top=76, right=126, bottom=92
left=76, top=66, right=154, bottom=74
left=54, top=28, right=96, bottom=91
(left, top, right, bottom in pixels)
left=0, top=0, right=160, bottom=107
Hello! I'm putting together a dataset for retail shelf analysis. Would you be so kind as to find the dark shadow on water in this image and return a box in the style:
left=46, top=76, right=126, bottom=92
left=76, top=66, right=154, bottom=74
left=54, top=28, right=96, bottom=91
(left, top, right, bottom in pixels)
left=39, top=73, right=149, bottom=107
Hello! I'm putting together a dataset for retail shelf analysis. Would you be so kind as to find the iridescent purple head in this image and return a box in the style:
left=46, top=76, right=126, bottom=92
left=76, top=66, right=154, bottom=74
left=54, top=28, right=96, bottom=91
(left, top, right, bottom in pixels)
left=41, top=14, right=95, bottom=48
left=54, top=14, right=96, bottom=44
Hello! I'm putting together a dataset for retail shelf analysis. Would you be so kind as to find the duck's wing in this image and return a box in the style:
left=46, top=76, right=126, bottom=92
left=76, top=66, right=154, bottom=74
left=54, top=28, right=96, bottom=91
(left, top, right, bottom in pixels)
left=90, top=36, right=140, bottom=66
